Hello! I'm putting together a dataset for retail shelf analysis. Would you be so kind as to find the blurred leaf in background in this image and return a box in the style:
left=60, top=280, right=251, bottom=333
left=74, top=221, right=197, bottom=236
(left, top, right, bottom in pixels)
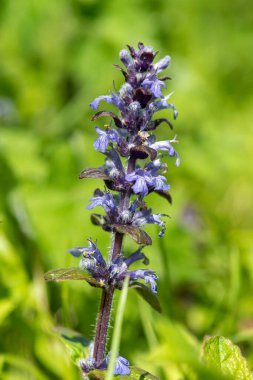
left=0, top=0, right=253, bottom=379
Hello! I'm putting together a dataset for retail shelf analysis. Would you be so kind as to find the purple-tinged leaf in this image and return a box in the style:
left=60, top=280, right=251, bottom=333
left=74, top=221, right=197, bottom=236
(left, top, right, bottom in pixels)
left=127, top=44, right=137, bottom=59
left=159, top=75, right=171, bottom=81
left=104, top=180, right=120, bottom=192
left=154, top=190, right=172, bottom=204
left=131, top=282, right=162, bottom=313
left=113, top=224, right=152, bottom=246
left=130, top=145, right=157, bottom=161
left=147, top=118, right=173, bottom=131
left=44, top=267, right=105, bottom=288
left=91, top=111, right=122, bottom=128
left=113, top=64, right=127, bottom=79
left=79, top=168, right=110, bottom=180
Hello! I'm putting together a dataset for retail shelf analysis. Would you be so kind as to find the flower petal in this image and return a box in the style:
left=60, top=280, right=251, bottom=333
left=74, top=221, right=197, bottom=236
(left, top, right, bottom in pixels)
left=154, top=55, right=171, bottom=72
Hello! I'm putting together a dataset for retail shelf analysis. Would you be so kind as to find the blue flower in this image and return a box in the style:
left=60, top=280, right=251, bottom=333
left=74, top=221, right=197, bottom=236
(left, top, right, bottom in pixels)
left=128, top=269, right=158, bottom=293
left=144, top=158, right=167, bottom=174
left=141, top=74, right=166, bottom=98
left=87, top=191, right=117, bottom=214
left=145, top=93, right=178, bottom=120
left=109, top=251, right=157, bottom=294
left=119, top=49, right=133, bottom=69
left=68, top=239, right=107, bottom=277
left=93, top=126, right=120, bottom=153
left=80, top=353, right=130, bottom=376
left=101, top=355, right=131, bottom=376
left=105, top=149, right=124, bottom=171
left=132, top=208, right=168, bottom=237
left=125, top=167, right=169, bottom=197
left=151, top=138, right=180, bottom=166
left=119, top=83, right=134, bottom=99
left=152, top=175, right=170, bottom=192
left=113, top=356, right=131, bottom=376
left=154, top=55, right=171, bottom=73
left=127, top=43, right=157, bottom=72
left=123, top=247, right=149, bottom=266
left=125, top=169, right=153, bottom=196
left=90, top=93, right=124, bottom=112
left=104, top=149, right=125, bottom=178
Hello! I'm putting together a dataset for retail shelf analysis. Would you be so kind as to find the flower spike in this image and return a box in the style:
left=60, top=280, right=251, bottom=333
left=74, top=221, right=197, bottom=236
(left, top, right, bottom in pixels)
left=48, top=43, right=180, bottom=377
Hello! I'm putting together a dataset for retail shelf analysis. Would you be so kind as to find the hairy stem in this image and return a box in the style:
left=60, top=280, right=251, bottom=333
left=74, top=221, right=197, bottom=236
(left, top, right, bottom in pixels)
left=93, top=156, right=136, bottom=365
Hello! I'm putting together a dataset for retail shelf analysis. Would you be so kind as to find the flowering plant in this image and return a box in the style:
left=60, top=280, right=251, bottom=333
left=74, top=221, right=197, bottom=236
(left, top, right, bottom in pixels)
left=45, top=42, right=179, bottom=378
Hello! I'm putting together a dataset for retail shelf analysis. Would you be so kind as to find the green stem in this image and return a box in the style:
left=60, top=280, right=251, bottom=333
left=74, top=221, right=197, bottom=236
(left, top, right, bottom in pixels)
left=106, top=276, right=129, bottom=380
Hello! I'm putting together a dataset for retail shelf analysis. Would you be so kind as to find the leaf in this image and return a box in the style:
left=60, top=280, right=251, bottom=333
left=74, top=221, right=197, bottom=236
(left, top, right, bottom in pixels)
left=147, top=118, right=173, bottom=131
left=130, top=367, right=160, bottom=379
left=91, top=214, right=106, bottom=226
left=44, top=267, right=105, bottom=288
left=113, top=64, right=127, bottom=79
left=130, top=145, right=157, bottom=161
left=131, top=283, right=162, bottom=313
left=55, top=327, right=90, bottom=366
left=113, top=225, right=152, bottom=246
left=154, top=190, right=172, bottom=204
left=202, top=336, right=253, bottom=380
left=91, top=111, right=122, bottom=128
left=79, top=168, right=110, bottom=180
left=88, top=366, right=159, bottom=379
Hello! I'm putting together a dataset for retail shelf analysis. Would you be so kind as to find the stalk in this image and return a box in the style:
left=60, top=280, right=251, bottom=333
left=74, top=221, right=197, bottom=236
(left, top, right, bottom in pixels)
left=93, top=233, right=122, bottom=365
left=106, top=276, right=129, bottom=380
left=93, top=157, right=136, bottom=364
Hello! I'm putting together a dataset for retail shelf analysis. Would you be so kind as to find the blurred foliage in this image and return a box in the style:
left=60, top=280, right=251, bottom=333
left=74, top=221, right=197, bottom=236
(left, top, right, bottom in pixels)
left=0, top=0, right=253, bottom=379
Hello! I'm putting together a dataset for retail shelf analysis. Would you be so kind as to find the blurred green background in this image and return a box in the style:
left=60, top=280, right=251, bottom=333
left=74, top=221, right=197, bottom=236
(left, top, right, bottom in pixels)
left=0, top=0, right=253, bottom=379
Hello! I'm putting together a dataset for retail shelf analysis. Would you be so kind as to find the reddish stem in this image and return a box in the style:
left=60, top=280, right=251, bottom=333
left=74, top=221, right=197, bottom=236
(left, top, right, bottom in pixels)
left=92, top=156, right=136, bottom=365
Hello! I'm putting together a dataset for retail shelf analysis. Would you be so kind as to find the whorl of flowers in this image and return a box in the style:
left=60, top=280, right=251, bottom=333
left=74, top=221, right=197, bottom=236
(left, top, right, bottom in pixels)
left=71, top=42, right=179, bottom=376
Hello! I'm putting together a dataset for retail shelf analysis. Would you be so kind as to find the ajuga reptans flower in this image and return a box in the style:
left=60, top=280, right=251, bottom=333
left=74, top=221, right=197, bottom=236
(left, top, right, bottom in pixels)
left=45, top=42, right=180, bottom=377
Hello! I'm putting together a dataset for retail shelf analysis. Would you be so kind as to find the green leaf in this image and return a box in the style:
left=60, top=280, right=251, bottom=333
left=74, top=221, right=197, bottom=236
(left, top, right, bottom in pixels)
left=113, top=225, right=152, bottom=246
left=131, top=283, right=162, bottom=313
left=79, top=168, right=110, bottom=180
left=202, top=336, right=253, bottom=380
left=44, top=267, right=105, bottom=288
left=88, top=366, right=159, bottom=379
left=91, top=213, right=106, bottom=226
left=55, top=327, right=90, bottom=366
